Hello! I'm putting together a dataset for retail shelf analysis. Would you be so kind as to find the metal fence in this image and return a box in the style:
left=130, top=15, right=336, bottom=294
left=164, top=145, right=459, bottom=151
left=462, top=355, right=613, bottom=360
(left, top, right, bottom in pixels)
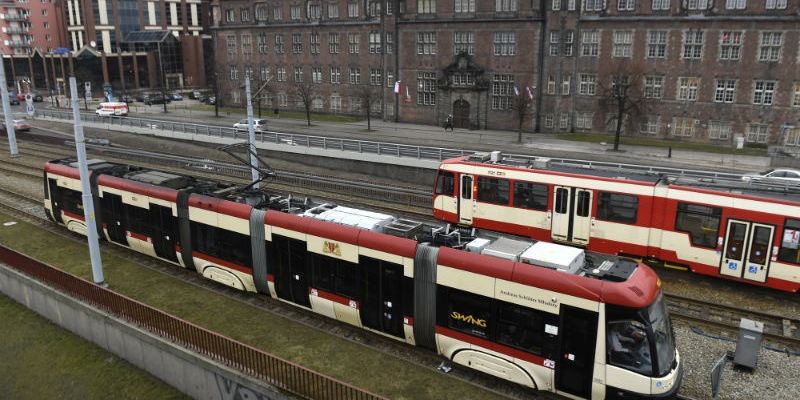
left=0, top=244, right=387, bottom=400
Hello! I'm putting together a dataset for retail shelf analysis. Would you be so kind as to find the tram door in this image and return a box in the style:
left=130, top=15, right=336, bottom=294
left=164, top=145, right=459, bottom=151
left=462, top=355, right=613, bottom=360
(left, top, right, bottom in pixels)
left=458, top=175, right=474, bottom=224
left=273, top=236, right=311, bottom=308
left=47, top=178, right=64, bottom=224
left=149, top=204, right=178, bottom=262
left=551, top=186, right=592, bottom=245
left=720, top=219, right=774, bottom=283
left=101, top=192, right=128, bottom=245
left=555, top=306, right=597, bottom=399
left=360, top=260, right=404, bottom=338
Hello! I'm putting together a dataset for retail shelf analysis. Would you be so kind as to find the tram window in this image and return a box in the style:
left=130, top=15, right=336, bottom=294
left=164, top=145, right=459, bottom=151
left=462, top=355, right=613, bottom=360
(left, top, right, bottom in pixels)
left=513, top=182, right=548, bottom=210
left=60, top=188, right=84, bottom=215
left=311, top=254, right=335, bottom=291
left=675, top=202, right=721, bottom=248
left=124, top=204, right=153, bottom=237
left=191, top=221, right=216, bottom=257
left=607, top=320, right=653, bottom=376
left=554, top=188, right=568, bottom=214
left=335, top=260, right=362, bottom=299
left=477, top=176, right=510, bottom=205
left=191, top=222, right=252, bottom=268
left=496, top=302, right=545, bottom=355
left=576, top=191, right=590, bottom=217
left=439, top=287, right=491, bottom=338
left=778, top=219, right=800, bottom=264
left=748, top=226, right=771, bottom=265
left=403, top=277, right=414, bottom=319
left=435, top=171, right=455, bottom=196
left=597, top=192, right=638, bottom=223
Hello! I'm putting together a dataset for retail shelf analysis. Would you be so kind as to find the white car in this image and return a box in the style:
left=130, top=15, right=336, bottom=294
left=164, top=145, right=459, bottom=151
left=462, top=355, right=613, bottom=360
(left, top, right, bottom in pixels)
left=233, top=118, right=267, bottom=132
left=741, top=168, right=800, bottom=183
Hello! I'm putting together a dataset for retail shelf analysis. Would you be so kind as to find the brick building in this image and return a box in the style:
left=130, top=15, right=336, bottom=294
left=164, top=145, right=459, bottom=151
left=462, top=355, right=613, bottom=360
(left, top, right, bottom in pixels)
left=211, top=0, right=800, bottom=144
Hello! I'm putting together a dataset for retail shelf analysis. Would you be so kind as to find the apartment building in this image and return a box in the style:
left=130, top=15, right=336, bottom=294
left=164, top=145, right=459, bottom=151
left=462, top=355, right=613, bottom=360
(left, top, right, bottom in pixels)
left=0, top=0, right=32, bottom=55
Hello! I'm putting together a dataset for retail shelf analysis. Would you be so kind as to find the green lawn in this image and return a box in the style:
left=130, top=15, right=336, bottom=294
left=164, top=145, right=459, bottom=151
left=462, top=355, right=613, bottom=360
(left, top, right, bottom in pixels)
left=189, top=104, right=363, bottom=123
left=557, top=132, right=767, bottom=156
left=0, top=212, right=510, bottom=400
left=0, top=293, right=187, bottom=400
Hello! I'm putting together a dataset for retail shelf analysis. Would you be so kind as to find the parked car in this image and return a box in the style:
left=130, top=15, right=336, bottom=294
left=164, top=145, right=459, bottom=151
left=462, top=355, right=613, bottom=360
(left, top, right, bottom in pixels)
left=15, top=92, right=25, bottom=101
left=95, top=102, right=129, bottom=117
left=1, top=119, right=31, bottom=133
left=201, top=96, right=216, bottom=105
left=170, top=92, right=183, bottom=101
left=742, top=168, right=800, bottom=184
left=144, top=94, right=171, bottom=105
left=30, top=92, right=43, bottom=102
left=4, top=95, right=19, bottom=105
left=135, top=93, right=147, bottom=102
left=233, top=118, right=268, bottom=132
left=120, top=94, right=135, bottom=103
left=189, top=90, right=203, bottom=100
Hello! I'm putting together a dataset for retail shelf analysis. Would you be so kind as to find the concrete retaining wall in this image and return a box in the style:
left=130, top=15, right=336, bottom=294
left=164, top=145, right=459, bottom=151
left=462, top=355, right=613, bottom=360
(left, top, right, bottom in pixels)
left=0, top=264, right=294, bottom=400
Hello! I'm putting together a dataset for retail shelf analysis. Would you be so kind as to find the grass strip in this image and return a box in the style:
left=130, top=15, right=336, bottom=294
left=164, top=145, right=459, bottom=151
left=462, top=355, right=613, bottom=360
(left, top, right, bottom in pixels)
left=0, top=212, right=508, bottom=400
left=0, top=293, right=187, bottom=399
left=557, top=132, right=766, bottom=156
left=188, top=104, right=363, bottom=123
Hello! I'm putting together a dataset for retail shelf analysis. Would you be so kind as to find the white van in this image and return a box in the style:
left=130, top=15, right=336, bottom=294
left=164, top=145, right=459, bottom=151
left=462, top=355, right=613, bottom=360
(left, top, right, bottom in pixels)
left=95, top=102, right=129, bottom=117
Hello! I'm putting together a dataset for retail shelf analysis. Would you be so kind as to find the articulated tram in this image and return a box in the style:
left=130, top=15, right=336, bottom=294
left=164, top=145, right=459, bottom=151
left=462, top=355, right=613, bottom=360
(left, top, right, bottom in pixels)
left=44, top=158, right=681, bottom=399
left=433, top=152, right=800, bottom=292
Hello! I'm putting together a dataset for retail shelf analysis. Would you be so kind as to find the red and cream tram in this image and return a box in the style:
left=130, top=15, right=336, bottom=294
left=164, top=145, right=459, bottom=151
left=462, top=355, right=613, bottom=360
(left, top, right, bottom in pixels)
left=433, top=152, right=800, bottom=292
left=44, top=158, right=681, bottom=399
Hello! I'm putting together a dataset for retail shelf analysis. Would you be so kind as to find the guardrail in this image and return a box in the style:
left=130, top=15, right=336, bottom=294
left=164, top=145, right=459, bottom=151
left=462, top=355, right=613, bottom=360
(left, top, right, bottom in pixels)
left=0, top=244, right=387, bottom=400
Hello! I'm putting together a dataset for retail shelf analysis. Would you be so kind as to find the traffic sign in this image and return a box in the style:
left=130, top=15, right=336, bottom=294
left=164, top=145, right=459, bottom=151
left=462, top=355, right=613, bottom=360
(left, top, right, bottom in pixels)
left=24, top=93, right=32, bottom=105
left=26, top=103, right=34, bottom=116
left=84, top=81, right=92, bottom=100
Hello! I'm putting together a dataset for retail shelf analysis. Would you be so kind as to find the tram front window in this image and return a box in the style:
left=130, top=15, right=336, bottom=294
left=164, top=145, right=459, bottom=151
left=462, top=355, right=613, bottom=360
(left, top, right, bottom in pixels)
left=606, top=293, right=676, bottom=377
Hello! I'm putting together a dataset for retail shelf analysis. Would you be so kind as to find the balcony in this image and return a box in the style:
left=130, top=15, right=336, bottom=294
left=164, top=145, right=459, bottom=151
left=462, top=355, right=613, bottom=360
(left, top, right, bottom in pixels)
left=6, top=39, right=32, bottom=48
left=4, top=26, right=30, bottom=34
left=2, top=13, right=29, bottom=22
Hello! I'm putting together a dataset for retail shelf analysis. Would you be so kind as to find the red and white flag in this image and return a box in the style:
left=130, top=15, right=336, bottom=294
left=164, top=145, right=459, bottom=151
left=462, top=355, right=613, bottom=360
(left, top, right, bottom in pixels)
left=394, top=80, right=401, bottom=94
left=514, top=86, right=520, bottom=96
left=526, top=86, right=534, bottom=99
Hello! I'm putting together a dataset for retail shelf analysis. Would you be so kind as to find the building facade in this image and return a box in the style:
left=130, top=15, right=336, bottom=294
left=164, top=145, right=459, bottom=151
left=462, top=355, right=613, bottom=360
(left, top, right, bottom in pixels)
left=212, top=0, right=800, bottom=145
left=0, top=0, right=33, bottom=55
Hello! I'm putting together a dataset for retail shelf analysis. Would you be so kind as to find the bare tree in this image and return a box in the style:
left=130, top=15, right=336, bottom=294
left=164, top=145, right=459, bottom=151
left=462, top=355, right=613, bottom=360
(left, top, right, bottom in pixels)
left=353, top=85, right=381, bottom=131
left=510, top=86, right=534, bottom=143
left=293, top=81, right=315, bottom=126
left=599, top=64, right=648, bottom=151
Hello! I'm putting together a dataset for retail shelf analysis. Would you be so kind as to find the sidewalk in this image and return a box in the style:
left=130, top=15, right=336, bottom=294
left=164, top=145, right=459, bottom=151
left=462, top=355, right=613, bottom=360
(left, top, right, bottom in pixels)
left=45, top=99, right=770, bottom=173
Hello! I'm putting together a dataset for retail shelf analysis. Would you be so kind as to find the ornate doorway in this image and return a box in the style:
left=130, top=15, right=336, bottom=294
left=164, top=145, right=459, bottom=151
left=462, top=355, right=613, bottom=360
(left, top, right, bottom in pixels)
left=453, top=99, right=470, bottom=129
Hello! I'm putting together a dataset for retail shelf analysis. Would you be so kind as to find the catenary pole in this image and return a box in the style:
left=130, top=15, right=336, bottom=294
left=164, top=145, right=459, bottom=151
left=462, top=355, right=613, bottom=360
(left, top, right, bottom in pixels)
left=0, top=53, right=19, bottom=157
left=69, top=76, right=105, bottom=286
left=245, top=77, right=260, bottom=188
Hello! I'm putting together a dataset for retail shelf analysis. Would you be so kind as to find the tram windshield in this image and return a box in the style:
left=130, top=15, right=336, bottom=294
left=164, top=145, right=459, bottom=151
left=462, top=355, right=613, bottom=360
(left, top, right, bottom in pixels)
left=606, top=292, right=676, bottom=377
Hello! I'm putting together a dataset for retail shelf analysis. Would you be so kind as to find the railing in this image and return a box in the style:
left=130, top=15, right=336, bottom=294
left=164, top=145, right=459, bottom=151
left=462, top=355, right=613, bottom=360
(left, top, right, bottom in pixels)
left=0, top=244, right=387, bottom=400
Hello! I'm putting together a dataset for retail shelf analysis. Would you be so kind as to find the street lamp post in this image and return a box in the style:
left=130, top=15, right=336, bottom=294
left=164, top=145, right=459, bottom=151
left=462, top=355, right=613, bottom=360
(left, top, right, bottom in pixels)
left=242, top=76, right=273, bottom=189
left=156, top=42, right=167, bottom=113
left=0, top=53, right=19, bottom=157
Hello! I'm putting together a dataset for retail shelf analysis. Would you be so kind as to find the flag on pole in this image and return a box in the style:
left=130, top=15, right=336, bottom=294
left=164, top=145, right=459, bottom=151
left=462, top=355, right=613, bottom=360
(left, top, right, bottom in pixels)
left=526, top=86, right=534, bottom=99
left=514, top=86, right=520, bottom=96
left=394, top=80, right=401, bottom=94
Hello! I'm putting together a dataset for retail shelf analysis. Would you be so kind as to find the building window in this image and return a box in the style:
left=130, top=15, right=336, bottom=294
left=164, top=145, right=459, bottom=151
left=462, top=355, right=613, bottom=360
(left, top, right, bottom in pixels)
left=640, top=117, right=659, bottom=135
left=229, top=66, right=238, bottom=80
left=231, top=90, right=240, bottom=104
left=311, top=96, right=324, bottom=110
left=579, top=74, right=596, bottom=95
left=553, top=0, right=562, bottom=10
left=793, top=83, right=800, bottom=107
left=349, top=67, right=361, bottom=84
left=328, top=4, right=339, bottom=18
left=258, top=33, right=268, bottom=53
left=671, top=117, right=695, bottom=137
left=562, top=75, right=571, bottom=95
left=725, top=0, right=746, bottom=9
left=369, top=68, right=382, bottom=85
left=276, top=66, right=286, bottom=82
left=290, top=6, right=301, bottom=20
left=644, top=76, right=664, bottom=99
left=559, top=113, right=569, bottom=130
left=714, top=79, right=736, bottom=103
left=241, top=8, right=250, bottom=22
left=568, top=0, right=577, bottom=9
left=385, top=32, right=394, bottom=54
left=549, top=31, right=560, bottom=56
left=544, top=114, right=554, bottom=129
left=244, top=65, right=253, bottom=79
left=546, top=75, right=556, bottom=95
left=225, top=9, right=235, bottom=22
left=493, top=32, right=516, bottom=56
left=454, top=32, right=475, bottom=55
left=310, top=32, right=320, bottom=54
left=349, top=33, right=360, bottom=53
left=347, top=2, right=359, bottom=17
left=784, top=127, right=800, bottom=146
left=330, top=67, right=341, bottom=84
left=417, top=32, right=437, bottom=54
left=746, top=123, right=769, bottom=143
left=329, top=33, right=340, bottom=54
left=683, top=30, right=704, bottom=59
left=581, top=30, right=599, bottom=57
left=330, top=94, right=342, bottom=112
left=685, top=0, right=709, bottom=9
left=452, top=72, right=475, bottom=87
left=294, top=66, right=304, bottom=82
left=309, top=3, right=321, bottom=18
left=292, top=33, right=303, bottom=53
left=752, top=80, right=776, bottom=105
left=241, top=34, right=252, bottom=55
left=575, top=112, right=593, bottom=129
left=418, top=71, right=437, bottom=106
left=708, top=121, right=732, bottom=140
left=275, top=34, right=284, bottom=53
left=677, top=77, right=700, bottom=101
left=369, top=31, right=382, bottom=53
left=613, top=30, right=633, bottom=58
left=719, top=31, right=742, bottom=60
left=563, top=31, right=574, bottom=56
left=387, top=0, right=395, bottom=14
left=618, top=0, right=635, bottom=10
left=227, top=35, right=236, bottom=55
left=273, top=7, right=283, bottom=20
left=651, top=0, right=670, bottom=9
left=765, top=0, right=787, bottom=8
left=256, top=5, right=268, bottom=20
left=584, top=0, right=604, bottom=11
left=496, top=0, right=518, bottom=12
left=758, top=32, right=782, bottom=62
left=312, top=66, right=322, bottom=83
left=492, top=74, right=514, bottom=110
left=260, top=65, right=271, bottom=81
left=647, top=31, right=667, bottom=58
left=418, top=0, right=436, bottom=13
left=455, top=0, right=475, bottom=12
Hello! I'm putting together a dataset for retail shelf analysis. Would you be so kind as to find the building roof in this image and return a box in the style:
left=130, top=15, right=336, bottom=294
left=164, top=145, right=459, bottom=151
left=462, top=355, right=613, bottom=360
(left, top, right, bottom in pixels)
left=123, top=31, right=179, bottom=44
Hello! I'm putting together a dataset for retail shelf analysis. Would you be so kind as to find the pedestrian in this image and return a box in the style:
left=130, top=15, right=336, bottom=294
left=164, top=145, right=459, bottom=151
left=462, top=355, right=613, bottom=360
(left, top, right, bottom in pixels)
left=445, top=114, right=454, bottom=132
